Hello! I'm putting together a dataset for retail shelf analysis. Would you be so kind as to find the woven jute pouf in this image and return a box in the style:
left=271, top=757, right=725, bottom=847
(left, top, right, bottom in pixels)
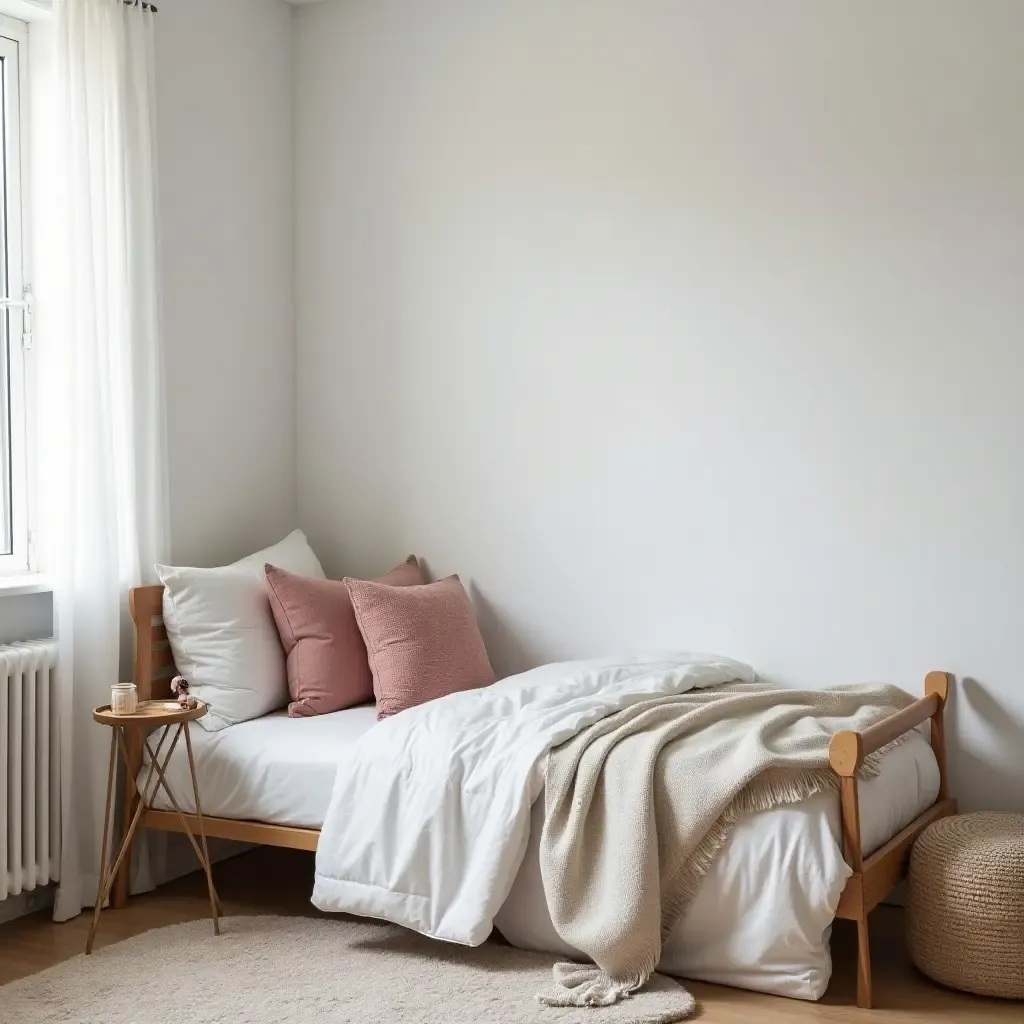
left=907, top=812, right=1024, bottom=999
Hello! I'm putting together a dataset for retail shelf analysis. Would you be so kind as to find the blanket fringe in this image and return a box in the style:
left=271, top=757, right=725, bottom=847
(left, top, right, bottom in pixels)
left=537, top=963, right=698, bottom=1020
left=537, top=962, right=645, bottom=1007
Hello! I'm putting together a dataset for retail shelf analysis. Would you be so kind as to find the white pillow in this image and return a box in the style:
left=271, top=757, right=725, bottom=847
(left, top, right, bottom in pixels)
left=156, top=529, right=326, bottom=732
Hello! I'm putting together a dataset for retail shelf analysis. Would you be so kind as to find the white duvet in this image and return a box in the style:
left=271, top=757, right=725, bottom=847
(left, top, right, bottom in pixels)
left=312, top=654, right=759, bottom=942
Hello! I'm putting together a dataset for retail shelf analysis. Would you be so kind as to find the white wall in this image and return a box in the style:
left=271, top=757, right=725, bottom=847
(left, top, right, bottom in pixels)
left=295, top=0, right=1024, bottom=811
left=0, top=590, right=50, bottom=645
left=156, top=0, right=295, bottom=566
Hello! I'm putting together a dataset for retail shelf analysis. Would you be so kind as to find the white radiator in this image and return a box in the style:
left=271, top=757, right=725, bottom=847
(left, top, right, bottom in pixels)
left=1, top=641, right=59, bottom=901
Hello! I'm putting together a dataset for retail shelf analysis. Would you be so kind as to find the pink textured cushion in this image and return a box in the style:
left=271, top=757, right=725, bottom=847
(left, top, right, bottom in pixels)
left=265, top=556, right=423, bottom=718
left=345, top=575, right=496, bottom=720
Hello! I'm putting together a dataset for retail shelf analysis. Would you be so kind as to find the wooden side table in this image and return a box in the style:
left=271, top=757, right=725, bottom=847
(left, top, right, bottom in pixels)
left=87, top=699, right=221, bottom=954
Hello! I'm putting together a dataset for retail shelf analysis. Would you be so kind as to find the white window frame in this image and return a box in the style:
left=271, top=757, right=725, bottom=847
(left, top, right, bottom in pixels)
left=0, top=16, right=31, bottom=575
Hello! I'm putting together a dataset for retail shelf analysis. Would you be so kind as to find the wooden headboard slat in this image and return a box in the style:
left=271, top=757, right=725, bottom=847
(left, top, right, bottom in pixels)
left=129, top=584, right=176, bottom=702
left=152, top=646, right=176, bottom=672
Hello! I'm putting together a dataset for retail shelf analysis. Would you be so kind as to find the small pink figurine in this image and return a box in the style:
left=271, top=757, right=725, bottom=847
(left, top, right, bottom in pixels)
left=170, top=675, right=197, bottom=710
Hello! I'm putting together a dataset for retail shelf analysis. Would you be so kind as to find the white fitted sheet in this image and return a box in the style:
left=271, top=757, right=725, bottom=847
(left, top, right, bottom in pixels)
left=145, top=705, right=379, bottom=828
left=146, top=710, right=939, bottom=1001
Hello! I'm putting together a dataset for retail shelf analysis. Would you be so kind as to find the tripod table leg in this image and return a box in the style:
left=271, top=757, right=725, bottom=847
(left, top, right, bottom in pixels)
left=184, top=723, right=221, bottom=933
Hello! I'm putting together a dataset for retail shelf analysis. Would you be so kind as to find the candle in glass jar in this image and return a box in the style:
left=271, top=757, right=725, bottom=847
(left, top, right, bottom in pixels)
left=111, top=683, right=138, bottom=715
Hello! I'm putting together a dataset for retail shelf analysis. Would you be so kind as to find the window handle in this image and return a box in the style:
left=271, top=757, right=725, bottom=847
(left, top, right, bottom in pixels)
left=0, top=285, right=33, bottom=350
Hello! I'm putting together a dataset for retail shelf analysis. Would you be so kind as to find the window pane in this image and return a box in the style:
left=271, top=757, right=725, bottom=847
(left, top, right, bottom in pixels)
left=0, top=51, right=11, bottom=557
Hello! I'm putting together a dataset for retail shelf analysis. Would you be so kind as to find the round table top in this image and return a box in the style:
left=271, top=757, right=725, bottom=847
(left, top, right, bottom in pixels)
left=92, top=699, right=209, bottom=727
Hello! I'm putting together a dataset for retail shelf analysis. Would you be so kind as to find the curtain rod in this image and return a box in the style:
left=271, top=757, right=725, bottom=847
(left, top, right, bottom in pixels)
left=123, top=1, right=158, bottom=11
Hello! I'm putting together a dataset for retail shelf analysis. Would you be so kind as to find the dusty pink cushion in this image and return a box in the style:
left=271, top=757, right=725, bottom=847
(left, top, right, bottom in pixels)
left=265, top=556, right=423, bottom=717
left=345, top=575, right=496, bottom=720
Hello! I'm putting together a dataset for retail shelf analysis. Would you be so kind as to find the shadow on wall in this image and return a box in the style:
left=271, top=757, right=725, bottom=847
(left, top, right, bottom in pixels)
left=953, top=678, right=1024, bottom=812
left=468, top=583, right=542, bottom=681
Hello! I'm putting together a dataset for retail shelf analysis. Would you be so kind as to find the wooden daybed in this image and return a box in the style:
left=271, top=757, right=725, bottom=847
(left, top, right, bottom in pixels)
left=112, top=584, right=957, bottom=1009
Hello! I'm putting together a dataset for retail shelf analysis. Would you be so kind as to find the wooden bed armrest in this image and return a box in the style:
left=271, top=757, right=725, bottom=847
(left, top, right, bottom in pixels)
left=828, top=672, right=951, bottom=873
left=829, top=671, right=950, bottom=781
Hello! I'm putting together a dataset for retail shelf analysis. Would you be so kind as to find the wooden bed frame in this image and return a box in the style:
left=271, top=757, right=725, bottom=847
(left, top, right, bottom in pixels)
left=113, top=584, right=957, bottom=1009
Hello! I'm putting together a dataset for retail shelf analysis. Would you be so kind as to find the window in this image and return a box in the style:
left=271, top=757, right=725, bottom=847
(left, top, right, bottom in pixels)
left=0, top=17, right=30, bottom=574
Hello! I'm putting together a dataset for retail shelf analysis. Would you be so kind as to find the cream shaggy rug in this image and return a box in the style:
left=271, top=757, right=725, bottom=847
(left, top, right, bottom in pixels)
left=0, top=916, right=696, bottom=1023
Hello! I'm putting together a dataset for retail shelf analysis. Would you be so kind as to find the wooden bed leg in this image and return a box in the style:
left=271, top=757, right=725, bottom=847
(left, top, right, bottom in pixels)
left=841, top=769, right=873, bottom=1009
left=830, top=732, right=874, bottom=1008
left=111, top=730, right=142, bottom=909
left=856, top=916, right=873, bottom=1009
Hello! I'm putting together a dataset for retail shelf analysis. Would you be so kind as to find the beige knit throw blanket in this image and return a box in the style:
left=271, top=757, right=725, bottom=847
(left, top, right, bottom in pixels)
left=537, top=681, right=916, bottom=1010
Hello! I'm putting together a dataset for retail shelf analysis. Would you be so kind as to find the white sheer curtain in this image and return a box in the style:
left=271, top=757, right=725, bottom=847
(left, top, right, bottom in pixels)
left=34, top=0, right=169, bottom=921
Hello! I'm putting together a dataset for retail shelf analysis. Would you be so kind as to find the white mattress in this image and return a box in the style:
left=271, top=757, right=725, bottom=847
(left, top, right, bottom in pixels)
left=146, top=709, right=939, bottom=1001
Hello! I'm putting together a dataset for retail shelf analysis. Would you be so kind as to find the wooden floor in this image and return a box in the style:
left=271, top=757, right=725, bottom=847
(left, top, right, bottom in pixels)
left=0, top=847, right=1015, bottom=1022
